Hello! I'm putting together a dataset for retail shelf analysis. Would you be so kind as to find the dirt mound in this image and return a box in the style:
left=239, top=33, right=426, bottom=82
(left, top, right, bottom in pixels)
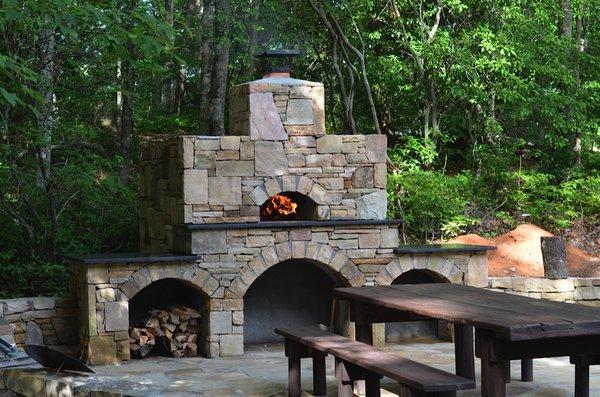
left=448, top=224, right=600, bottom=277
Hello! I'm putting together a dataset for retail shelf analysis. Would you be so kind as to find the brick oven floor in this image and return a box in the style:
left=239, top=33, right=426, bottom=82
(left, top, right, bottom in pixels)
left=2, top=339, right=598, bottom=396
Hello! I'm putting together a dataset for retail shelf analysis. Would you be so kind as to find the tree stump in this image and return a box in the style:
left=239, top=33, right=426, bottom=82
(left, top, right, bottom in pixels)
left=541, top=236, right=569, bottom=279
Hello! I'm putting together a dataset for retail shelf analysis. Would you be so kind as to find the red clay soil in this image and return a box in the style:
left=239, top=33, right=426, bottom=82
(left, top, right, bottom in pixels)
left=448, top=224, right=600, bottom=277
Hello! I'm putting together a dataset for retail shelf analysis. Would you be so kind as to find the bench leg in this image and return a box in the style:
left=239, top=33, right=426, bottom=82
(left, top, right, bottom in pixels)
left=574, top=363, right=590, bottom=397
left=365, top=377, right=380, bottom=397
left=288, top=357, right=301, bottom=397
left=521, top=359, right=533, bottom=382
left=312, top=355, right=327, bottom=396
left=454, top=324, right=475, bottom=383
left=335, top=360, right=355, bottom=397
left=504, top=360, right=511, bottom=383
left=355, top=319, right=373, bottom=395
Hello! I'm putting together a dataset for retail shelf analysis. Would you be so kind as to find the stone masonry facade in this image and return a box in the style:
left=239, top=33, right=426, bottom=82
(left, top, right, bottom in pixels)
left=74, top=230, right=490, bottom=365
left=74, top=75, right=492, bottom=365
left=139, top=134, right=388, bottom=253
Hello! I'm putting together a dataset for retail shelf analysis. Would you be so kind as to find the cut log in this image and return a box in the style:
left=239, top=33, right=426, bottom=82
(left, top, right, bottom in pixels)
left=138, top=344, right=153, bottom=358
left=541, top=236, right=569, bottom=279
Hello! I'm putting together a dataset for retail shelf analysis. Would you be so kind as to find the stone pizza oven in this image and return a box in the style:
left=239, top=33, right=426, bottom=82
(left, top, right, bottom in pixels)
left=71, top=71, right=490, bottom=365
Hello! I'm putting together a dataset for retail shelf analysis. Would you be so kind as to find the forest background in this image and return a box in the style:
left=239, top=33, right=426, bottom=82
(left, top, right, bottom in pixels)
left=1, top=0, right=599, bottom=296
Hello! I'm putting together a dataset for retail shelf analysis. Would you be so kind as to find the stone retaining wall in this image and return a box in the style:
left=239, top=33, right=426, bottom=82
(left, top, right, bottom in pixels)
left=488, top=277, right=600, bottom=306
left=0, top=297, right=79, bottom=355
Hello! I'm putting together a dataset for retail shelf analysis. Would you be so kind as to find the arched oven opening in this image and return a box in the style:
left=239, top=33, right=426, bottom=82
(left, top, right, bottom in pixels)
left=260, top=192, right=318, bottom=221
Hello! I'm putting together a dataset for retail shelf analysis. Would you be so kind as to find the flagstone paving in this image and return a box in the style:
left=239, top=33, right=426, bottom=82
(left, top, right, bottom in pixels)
left=2, top=339, right=599, bottom=396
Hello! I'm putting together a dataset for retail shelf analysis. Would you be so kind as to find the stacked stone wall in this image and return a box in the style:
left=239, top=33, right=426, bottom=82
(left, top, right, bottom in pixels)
left=374, top=252, right=489, bottom=288
left=228, top=79, right=325, bottom=138
left=489, top=277, right=600, bottom=306
left=71, top=260, right=217, bottom=365
left=0, top=297, right=78, bottom=354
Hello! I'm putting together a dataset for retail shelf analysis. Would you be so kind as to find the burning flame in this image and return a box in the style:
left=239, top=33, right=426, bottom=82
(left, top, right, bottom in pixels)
left=262, top=194, right=298, bottom=220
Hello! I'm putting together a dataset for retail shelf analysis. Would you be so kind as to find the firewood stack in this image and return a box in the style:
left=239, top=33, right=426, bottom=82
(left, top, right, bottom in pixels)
left=129, top=305, right=201, bottom=358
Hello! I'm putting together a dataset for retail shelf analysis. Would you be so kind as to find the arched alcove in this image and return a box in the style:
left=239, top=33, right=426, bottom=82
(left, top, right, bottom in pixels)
left=128, top=278, right=209, bottom=357
left=386, top=269, right=451, bottom=343
left=243, top=259, right=339, bottom=345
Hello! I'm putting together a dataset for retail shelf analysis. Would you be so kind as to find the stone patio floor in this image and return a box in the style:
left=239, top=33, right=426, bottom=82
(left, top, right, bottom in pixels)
left=2, top=339, right=599, bottom=396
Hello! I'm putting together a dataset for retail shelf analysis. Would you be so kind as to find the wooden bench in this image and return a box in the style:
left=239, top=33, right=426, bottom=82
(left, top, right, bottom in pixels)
left=275, top=326, right=475, bottom=397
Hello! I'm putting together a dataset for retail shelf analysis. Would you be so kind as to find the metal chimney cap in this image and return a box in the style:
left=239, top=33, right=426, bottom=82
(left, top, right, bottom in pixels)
left=255, top=49, right=301, bottom=78
left=254, top=49, right=301, bottom=58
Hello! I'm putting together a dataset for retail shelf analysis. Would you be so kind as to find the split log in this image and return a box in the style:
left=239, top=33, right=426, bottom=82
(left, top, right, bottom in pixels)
left=129, top=305, right=201, bottom=358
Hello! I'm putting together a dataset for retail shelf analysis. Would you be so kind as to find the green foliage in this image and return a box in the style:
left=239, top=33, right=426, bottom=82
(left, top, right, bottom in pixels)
left=388, top=169, right=475, bottom=241
left=0, top=257, right=68, bottom=298
left=388, top=159, right=600, bottom=243
left=1, top=0, right=600, bottom=296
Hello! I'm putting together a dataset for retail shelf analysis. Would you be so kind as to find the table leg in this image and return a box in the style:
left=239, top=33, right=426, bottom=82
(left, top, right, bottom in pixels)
left=574, top=363, right=590, bottom=397
left=454, top=324, right=476, bottom=382
left=479, top=330, right=506, bottom=397
left=313, top=355, right=327, bottom=396
left=288, top=356, right=301, bottom=397
left=521, top=359, right=533, bottom=382
left=503, top=361, right=511, bottom=383
left=365, top=377, right=381, bottom=397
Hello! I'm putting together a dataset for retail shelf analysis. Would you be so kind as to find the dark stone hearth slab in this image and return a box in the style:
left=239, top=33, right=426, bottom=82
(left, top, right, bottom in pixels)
left=393, top=244, right=496, bottom=254
left=180, top=219, right=404, bottom=231
left=65, top=252, right=202, bottom=265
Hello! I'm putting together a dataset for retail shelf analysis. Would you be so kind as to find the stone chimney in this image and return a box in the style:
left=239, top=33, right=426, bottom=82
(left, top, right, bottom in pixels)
left=228, top=76, right=325, bottom=140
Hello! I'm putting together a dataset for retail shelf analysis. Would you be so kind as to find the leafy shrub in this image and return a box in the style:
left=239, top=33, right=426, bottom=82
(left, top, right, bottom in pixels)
left=388, top=170, right=476, bottom=241
left=388, top=165, right=600, bottom=243
left=0, top=253, right=68, bottom=298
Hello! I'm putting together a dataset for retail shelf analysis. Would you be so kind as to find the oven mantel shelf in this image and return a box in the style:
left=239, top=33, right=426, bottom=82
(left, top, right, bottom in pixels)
left=66, top=252, right=202, bottom=265
left=393, top=244, right=497, bottom=254
left=179, top=219, right=404, bottom=231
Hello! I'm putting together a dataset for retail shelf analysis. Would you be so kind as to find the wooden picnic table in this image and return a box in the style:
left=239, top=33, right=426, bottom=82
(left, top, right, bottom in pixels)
left=333, top=283, right=600, bottom=397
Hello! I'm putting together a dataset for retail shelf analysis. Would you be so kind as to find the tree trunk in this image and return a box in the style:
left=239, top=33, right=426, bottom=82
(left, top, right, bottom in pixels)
left=36, top=26, right=55, bottom=184
left=207, top=0, right=231, bottom=135
left=117, top=0, right=137, bottom=185
left=119, top=57, right=135, bottom=185
left=334, top=37, right=357, bottom=134
left=199, top=0, right=215, bottom=132
left=307, top=0, right=379, bottom=134
left=36, top=25, right=58, bottom=262
left=161, top=0, right=176, bottom=113
left=572, top=4, right=584, bottom=165
left=423, top=74, right=440, bottom=138
left=559, top=0, right=573, bottom=38
left=541, top=236, right=569, bottom=279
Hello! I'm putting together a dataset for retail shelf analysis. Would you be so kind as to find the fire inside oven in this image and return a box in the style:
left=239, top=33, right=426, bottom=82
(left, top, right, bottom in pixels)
left=260, top=192, right=317, bottom=221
